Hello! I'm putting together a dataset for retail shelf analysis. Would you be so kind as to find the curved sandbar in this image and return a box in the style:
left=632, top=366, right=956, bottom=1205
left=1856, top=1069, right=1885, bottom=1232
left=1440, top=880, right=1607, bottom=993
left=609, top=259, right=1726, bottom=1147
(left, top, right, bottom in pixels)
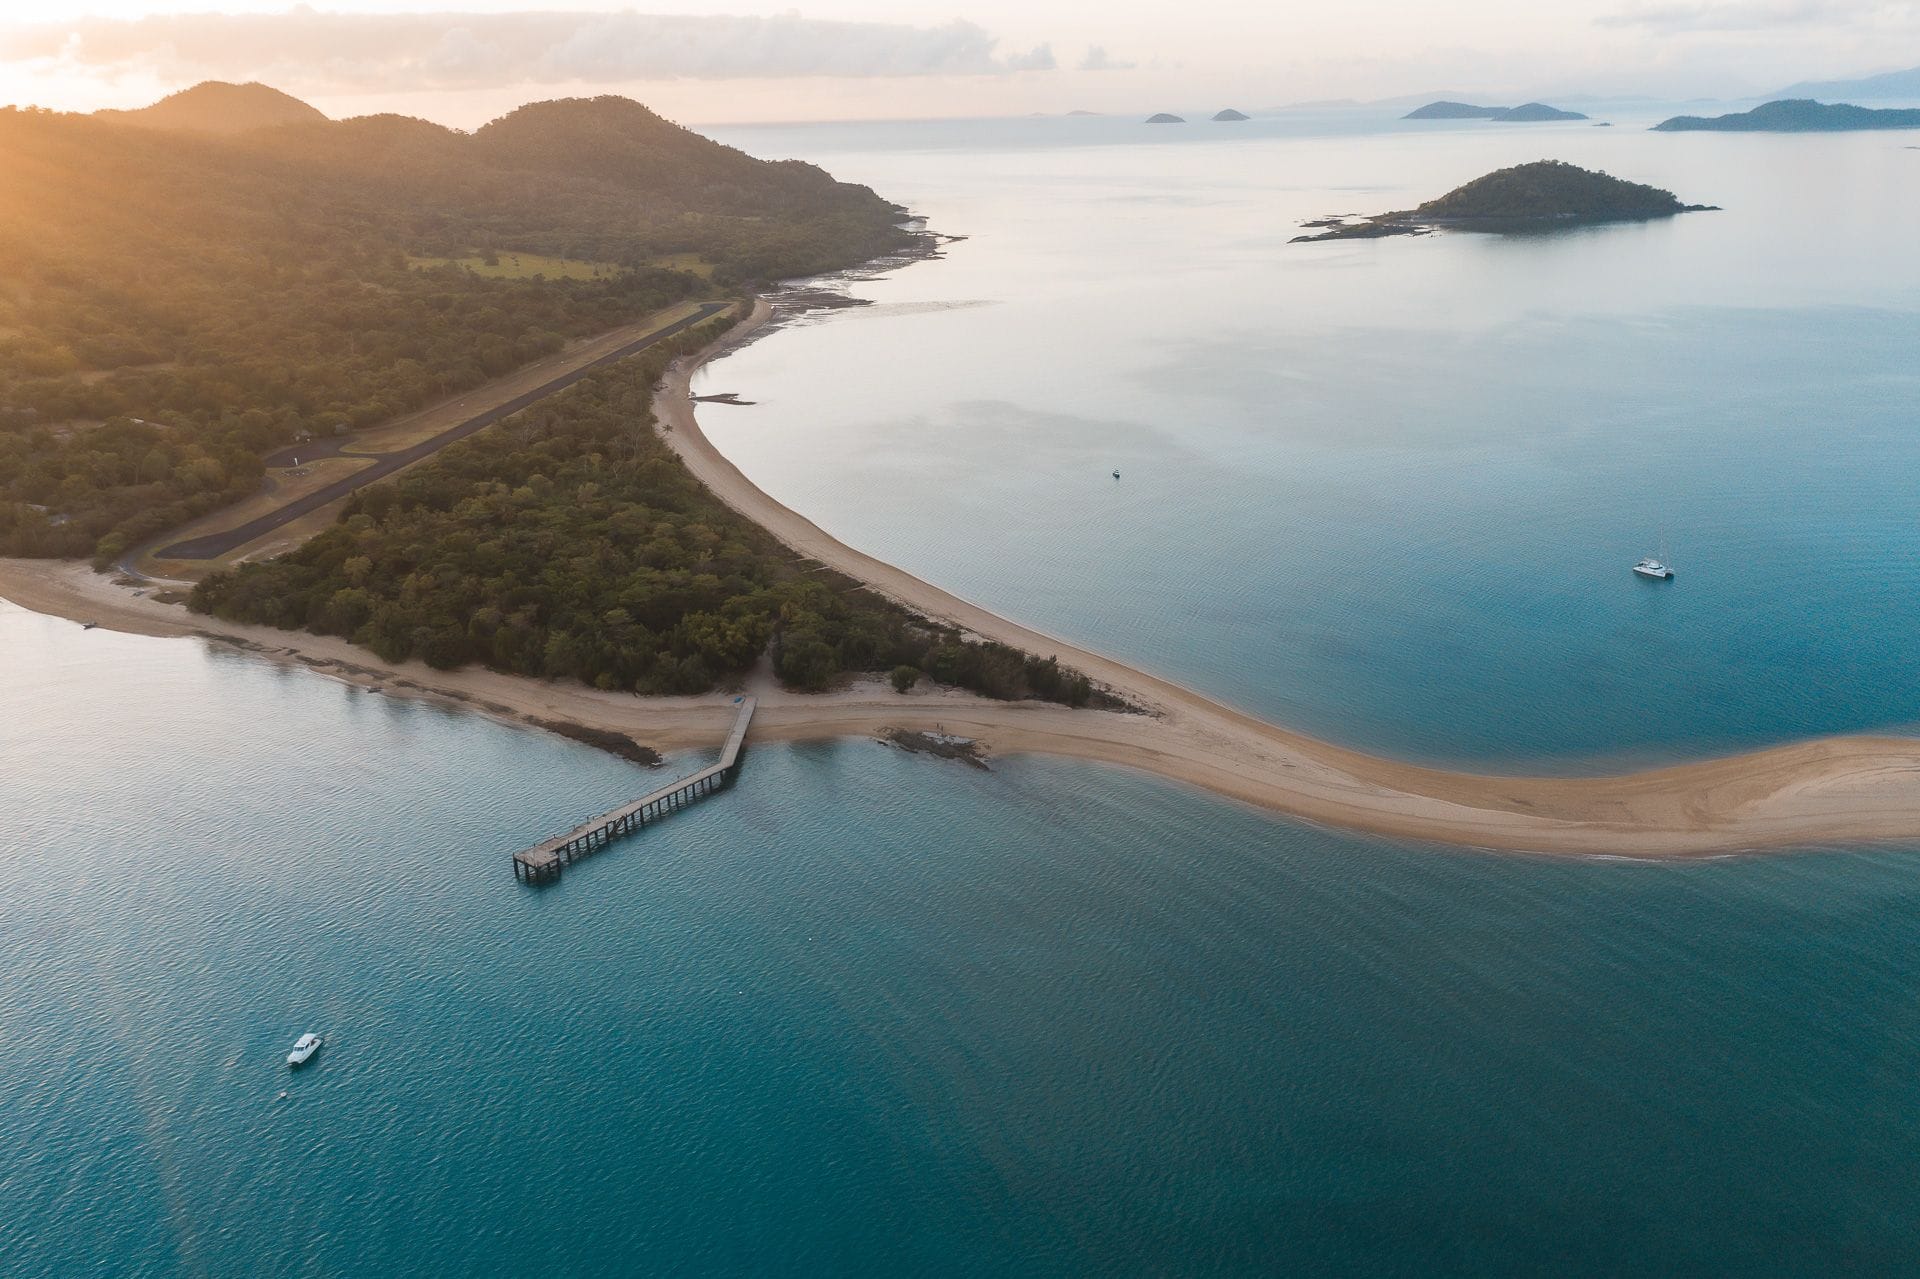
left=9, top=300, right=1920, bottom=857
left=654, top=300, right=1920, bottom=857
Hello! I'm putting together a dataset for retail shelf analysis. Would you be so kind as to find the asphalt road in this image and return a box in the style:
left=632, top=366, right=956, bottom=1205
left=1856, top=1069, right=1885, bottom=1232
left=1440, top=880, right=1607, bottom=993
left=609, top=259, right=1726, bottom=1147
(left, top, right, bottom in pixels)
left=156, top=301, right=730, bottom=561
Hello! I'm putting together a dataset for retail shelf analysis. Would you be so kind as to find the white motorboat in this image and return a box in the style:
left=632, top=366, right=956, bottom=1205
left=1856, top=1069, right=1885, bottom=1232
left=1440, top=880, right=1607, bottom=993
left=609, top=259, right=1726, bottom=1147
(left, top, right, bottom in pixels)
left=287, top=1033, right=322, bottom=1067
left=1633, top=558, right=1673, bottom=580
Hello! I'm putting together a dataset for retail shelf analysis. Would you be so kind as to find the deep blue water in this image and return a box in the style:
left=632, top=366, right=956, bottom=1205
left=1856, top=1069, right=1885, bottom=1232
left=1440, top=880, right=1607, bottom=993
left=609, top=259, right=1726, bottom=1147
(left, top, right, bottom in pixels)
left=11, top=107, right=1920, bottom=1275
left=8, top=604, right=1920, bottom=1276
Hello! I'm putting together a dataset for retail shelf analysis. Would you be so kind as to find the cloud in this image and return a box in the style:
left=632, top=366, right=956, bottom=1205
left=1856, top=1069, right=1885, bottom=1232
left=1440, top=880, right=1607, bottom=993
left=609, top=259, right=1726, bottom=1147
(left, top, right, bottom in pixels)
left=1078, top=45, right=1136, bottom=72
left=1003, top=43, right=1058, bottom=72
left=0, top=9, right=1062, bottom=90
left=1594, top=0, right=1878, bottom=32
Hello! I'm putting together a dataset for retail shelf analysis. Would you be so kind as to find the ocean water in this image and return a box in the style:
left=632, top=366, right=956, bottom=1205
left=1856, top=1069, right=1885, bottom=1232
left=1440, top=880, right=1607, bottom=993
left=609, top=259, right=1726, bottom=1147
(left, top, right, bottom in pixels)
left=8, top=601, right=1920, bottom=1275
left=706, top=109, right=1920, bottom=772
left=10, top=107, right=1920, bottom=1275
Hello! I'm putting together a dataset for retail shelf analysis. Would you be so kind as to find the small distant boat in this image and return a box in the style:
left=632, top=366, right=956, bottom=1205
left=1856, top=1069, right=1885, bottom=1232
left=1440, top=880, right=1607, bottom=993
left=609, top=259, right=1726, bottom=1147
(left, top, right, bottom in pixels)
left=287, top=1033, right=322, bottom=1067
left=1634, top=529, right=1675, bottom=580
left=1112, top=469, right=1121, bottom=480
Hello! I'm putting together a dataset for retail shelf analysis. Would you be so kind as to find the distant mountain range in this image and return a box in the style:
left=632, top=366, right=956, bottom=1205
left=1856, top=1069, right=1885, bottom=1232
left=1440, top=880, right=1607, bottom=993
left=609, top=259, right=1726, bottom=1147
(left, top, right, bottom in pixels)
left=1403, top=101, right=1588, bottom=122
left=1773, top=65, right=1920, bottom=102
left=1653, top=99, right=1920, bottom=132
left=96, top=81, right=328, bottom=134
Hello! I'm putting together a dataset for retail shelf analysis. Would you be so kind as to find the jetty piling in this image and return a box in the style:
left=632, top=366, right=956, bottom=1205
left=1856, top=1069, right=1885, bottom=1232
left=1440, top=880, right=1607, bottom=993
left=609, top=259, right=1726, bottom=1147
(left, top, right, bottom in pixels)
left=511, top=697, right=754, bottom=886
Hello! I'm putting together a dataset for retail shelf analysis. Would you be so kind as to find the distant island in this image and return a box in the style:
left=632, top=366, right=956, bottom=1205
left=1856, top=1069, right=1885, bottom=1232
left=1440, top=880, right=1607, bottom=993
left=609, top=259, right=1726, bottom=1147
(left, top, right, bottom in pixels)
left=1294, top=159, right=1713, bottom=242
left=1773, top=64, right=1920, bottom=102
left=1145, top=113, right=1186, bottom=124
left=1212, top=109, right=1251, bottom=122
left=1404, top=100, right=1588, bottom=122
left=1653, top=99, right=1920, bottom=132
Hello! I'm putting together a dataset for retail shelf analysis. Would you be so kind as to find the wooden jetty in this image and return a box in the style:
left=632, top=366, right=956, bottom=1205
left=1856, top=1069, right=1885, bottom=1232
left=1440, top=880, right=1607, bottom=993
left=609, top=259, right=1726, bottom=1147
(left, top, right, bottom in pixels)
left=512, top=697, right=755, bottom=885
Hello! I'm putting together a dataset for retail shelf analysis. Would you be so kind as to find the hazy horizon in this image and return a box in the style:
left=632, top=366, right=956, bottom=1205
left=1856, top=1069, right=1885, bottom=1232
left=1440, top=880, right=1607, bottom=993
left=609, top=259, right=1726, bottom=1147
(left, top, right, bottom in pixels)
left=4, top=1, right=1919, bottom=127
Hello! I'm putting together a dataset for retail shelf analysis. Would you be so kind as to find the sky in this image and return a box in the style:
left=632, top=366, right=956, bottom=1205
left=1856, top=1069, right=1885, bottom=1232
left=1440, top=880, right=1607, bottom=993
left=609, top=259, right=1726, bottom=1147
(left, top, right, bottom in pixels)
left=1, top=1, right=1916, bottom=126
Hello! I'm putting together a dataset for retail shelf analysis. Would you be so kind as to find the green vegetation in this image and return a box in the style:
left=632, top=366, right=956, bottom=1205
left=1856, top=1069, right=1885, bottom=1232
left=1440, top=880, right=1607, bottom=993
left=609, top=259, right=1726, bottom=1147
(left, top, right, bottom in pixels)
left=0, top=89, right=908, bottom=563
left=1412, top=161, right=1691, bottom=220
left=97, top=80, right=328, bottom=135
left=406, top=252, right=617, bottom=281
left=1294, top=160, right=1708, bottom=242
left=189, top=319, right=1109, bottom=707
left=645, top=253, right=720, bottom=280
left=1653, top=99, right=1920, bottom=133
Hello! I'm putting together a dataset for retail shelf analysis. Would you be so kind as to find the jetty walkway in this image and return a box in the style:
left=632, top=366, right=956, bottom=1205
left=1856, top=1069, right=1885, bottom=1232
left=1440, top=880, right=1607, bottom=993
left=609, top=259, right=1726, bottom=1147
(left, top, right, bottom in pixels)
left=512, top=696, right=755, bottom=885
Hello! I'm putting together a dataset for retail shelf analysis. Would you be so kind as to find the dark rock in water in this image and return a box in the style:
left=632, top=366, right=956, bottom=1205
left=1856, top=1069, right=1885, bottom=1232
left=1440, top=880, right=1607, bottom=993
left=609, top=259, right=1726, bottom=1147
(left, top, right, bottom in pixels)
left=1212, top=109, right=1251, bottom=122
left=525, top=717, right=664, bottom=767
left=1291, top=221, right=1428, bottom=243
left=882, top=729, right=990, bottom=769
left=1145, top=113, right=1186, bottom=124
left=1653, top=98, right=1920, bottom=132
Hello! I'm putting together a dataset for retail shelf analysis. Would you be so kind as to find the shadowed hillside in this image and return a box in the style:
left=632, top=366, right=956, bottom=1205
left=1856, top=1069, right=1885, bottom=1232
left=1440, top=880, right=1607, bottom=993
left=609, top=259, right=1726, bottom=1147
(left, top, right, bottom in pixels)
left=0, top=87, right=908, bottom=561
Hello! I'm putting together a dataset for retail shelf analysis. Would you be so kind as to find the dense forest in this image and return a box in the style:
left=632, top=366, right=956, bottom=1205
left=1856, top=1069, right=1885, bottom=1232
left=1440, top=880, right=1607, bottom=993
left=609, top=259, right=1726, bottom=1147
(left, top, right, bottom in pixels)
left=190, top=319, right=1106, bottom=707
left=0, top=86, right=908, bottom=561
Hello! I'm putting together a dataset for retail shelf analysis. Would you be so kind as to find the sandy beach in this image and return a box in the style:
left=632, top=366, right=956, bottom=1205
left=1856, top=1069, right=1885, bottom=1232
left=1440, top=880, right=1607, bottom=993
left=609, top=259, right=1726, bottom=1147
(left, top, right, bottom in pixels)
left=10, top=299, right=1920, bottom=858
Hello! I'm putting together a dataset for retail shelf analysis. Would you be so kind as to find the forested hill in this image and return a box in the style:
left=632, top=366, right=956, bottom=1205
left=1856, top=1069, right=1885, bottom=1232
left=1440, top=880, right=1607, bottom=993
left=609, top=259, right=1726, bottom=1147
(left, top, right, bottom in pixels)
left=1413, top=160, right=1694, bottom=220
left=1652, top=99, right=1920, bottom=133
left=0, top=89, right=908, bottom=561
left=96, top=80, right=329, bottom=134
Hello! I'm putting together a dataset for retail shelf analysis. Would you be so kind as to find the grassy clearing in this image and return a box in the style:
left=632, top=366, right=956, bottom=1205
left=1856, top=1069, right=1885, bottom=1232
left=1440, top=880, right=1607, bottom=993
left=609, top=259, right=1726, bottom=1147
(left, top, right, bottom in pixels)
left=646, top=253, right=718, bottom=279
left=408, top=252, right=616, bottom=281
left=410, top=251, right=719, bottom=281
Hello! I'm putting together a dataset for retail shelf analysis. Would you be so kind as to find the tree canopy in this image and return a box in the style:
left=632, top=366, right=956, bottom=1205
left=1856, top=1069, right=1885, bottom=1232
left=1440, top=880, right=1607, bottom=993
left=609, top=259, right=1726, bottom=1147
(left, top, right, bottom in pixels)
left=191, top=318, right=1108, bottom=708
left=0, top=93, right=907, bottom=561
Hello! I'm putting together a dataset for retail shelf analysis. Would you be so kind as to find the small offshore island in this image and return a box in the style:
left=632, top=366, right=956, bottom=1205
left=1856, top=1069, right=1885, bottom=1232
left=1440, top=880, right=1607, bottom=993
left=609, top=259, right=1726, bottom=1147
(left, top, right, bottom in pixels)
left=1653, top=98, right=1920, bottom=132
left=1293, top=159, right=1714, bottom=242
left=1404, top=100, right=1588, bottom=122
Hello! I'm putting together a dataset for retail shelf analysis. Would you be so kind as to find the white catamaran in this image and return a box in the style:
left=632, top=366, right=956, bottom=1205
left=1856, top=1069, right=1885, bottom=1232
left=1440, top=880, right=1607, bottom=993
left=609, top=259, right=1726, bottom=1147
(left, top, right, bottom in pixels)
left=1634, top=533, right=1675, bottom=580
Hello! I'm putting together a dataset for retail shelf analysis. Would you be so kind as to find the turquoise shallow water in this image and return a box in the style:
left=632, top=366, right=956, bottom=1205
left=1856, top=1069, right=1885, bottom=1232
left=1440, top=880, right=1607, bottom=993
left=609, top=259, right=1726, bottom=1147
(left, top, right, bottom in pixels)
left=7, top=603, right=1920, bottom=1275
left=11, top=107, right=1920, bottom=1274
left=703, top=111, right=1920, bottom=771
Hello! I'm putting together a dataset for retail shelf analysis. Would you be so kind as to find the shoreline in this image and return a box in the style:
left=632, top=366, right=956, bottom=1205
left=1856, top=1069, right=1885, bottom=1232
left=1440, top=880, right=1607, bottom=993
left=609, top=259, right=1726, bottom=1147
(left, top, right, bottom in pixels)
left=10, top=298, right=1920, bottom=857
